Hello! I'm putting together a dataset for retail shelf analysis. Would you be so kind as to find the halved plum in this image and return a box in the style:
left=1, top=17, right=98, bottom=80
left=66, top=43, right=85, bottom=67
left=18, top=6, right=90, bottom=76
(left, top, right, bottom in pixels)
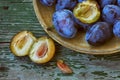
left=73, top=0, right=100, bottom=24
left=29, top=37, right=55, bottom=64
left=10, top=31, right=36, bottom=56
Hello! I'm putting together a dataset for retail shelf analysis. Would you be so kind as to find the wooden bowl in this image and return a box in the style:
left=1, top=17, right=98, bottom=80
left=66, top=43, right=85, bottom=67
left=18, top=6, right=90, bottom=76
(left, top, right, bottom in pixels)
left=33, top=0, right=120, bottom=55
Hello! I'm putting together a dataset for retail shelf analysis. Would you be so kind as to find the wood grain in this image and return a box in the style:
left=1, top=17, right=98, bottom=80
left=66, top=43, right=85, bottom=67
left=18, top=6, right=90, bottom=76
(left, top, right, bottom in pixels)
left=1, top=0, right=120, bottom=80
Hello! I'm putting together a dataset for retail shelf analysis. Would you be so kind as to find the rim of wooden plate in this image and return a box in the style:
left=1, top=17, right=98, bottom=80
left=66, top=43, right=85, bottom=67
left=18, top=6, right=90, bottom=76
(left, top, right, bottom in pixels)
left=33, top=0, right=120, bottom=55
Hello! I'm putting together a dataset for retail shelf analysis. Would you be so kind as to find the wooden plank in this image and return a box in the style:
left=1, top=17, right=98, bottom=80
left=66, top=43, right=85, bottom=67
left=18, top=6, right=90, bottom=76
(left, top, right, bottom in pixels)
left=1, top=0, right=120, bottom=80
left=0, top=23, right=47, bottom=42
left=0, top=2, right=47, bottom=42
left=0, top=0, right=32, bottom=2
left=0, top=3, right=37, bottom=24
left=1, top=43, right=120, bottom=80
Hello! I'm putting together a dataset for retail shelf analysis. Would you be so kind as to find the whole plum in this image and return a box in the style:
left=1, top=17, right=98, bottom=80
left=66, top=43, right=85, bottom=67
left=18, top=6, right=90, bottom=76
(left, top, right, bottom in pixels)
left=39, top=0, right=56, bottom=6
left=52, top=9, right=77, bottom=38
left=85, top=22, right=113, bottom=46
left=113, top=20, right=120, bottom=38
left=98, top=0, right=116, bottom=8
left=102, top=5, right=120, bottom=24
left=56, top=0, right=77, bottom=11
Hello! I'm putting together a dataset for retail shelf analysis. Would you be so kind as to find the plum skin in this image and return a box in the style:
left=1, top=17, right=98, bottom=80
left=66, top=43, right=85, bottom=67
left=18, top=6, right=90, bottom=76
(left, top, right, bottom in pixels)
left=85, top=22, right=113, bottom=46
left=98, top=0, right=116, bottom=8
left=52, top=9, right=77, bottom=38
left=117, top=0, right=120, bottom=7
left=113, top=20, right=120, bottom=38
left=102, top=5, right=120, bottom=24
left=78, top=0, right=86, bottom=3
left=39, top=0, right=56, bottom=6
left=56, top=0, right=77, bottom=11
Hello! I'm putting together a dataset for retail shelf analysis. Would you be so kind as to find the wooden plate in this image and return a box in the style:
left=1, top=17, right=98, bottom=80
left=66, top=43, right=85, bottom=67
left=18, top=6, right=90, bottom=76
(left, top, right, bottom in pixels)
left=33, top=0, right=120, bottom=55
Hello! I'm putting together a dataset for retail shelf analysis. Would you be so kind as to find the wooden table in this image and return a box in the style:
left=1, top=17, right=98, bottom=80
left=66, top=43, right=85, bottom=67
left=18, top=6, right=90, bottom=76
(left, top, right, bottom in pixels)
left=1, top=0, right=120, bottom=80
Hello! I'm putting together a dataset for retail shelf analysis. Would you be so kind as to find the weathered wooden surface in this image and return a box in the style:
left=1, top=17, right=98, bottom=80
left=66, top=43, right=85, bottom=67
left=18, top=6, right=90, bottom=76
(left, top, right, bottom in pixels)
left=1, top=0, right=120, bottom=80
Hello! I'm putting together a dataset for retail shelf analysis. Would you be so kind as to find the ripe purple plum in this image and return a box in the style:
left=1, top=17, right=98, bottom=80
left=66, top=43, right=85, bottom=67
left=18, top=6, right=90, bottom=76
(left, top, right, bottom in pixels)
left=52, top=9, right=77, bottom=38
left=113, top=20, right=120, bottom=38
left=102, top=5, right=120, bottom=24
left=85, top=22, right=113, bottom=46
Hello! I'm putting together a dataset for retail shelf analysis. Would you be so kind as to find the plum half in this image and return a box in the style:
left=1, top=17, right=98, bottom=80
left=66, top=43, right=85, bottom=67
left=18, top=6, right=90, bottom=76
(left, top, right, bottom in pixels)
left=73, top=0, right=100, bottom=24
left=29, top=37, right=55, bottom=64
left=10, top=31, right=36, bottom=56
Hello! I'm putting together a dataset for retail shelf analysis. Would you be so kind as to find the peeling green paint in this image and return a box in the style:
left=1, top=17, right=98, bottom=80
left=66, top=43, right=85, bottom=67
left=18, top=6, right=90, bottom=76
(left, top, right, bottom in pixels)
left=55, top=78, right=60, bottom=80
left=117, top=75, right=120, bottom=78
left=92, top=71, right=108, bottom=77
left=57, top=73, right=74, bottom=76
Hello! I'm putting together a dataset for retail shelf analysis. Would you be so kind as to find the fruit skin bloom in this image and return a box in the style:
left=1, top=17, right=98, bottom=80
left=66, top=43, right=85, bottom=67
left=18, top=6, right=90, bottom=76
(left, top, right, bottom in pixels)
left=56, top=0, right=77, bottom=11
left=118, top=0, right=120, bottom=7
left=85, top=22, right=113, bottom=46
left=39, top=0, right=56, bottom=6
left=52, top=9, right=77, bottom=38
left=102, top=5, right=120, bottom=24
left=113, top=20, right=120, bottom=38
left=78, top=0, right=86, bottom=3
left=98, top=0, right=116, bottom=8
left=73, top=1, right=100, bottom=24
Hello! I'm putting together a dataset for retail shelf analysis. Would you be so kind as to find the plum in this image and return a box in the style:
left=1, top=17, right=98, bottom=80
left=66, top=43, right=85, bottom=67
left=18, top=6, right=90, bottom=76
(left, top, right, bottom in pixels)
left=39, top=0, right=56, bottom=6
left=117, top=0, right=120, bottom=6
left=102, top=5, right=120, bottom=24
left=73, top=0, right=100, bottom=24
left=56, top=0, right=77, bottom=11
left=113, top=20, right=120, bottom=38
left=10, top=31, right=36, bottom=56
left=52, top=9, right=77, bottom=38
left=85, top=22, right=113, bottom=46
left=29, top=37, right=55, bottom=64
left=98, top=0, right=116, bottom=8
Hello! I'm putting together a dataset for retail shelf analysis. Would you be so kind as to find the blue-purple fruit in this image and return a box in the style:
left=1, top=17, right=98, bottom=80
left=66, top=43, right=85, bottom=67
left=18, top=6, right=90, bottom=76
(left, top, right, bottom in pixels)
left=56, top=0, right=77, bottom=10
left=85, top=22, right=113, bottom=46
left=113, top=20, right=120, bottom=38
left=39, top=0, right=56, bottom=6
left=98, top=0, right=116, bottom=8
left=102, top=5, right=120, bottom=24
left=52, top=9, right=77, bottom=38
